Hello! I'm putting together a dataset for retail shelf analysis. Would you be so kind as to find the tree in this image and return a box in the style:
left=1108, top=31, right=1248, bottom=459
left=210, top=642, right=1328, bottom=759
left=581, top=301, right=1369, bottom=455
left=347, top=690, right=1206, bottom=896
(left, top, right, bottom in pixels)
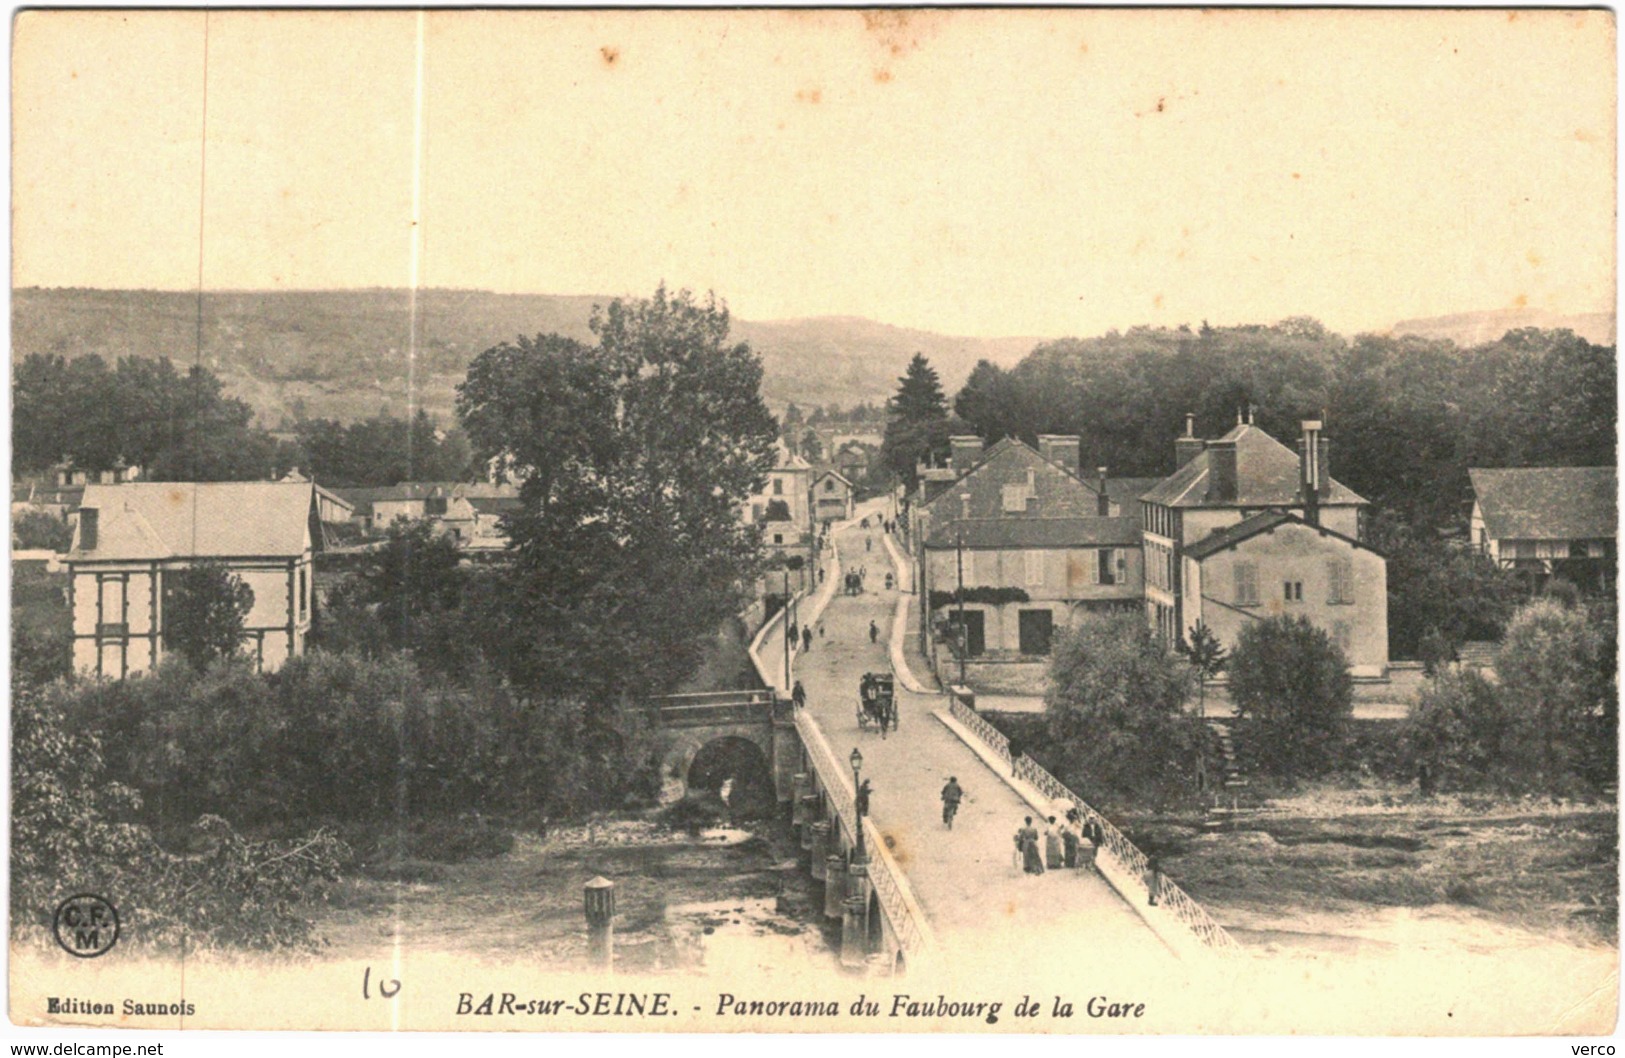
left=456, top=284, right=778, bottom=703
left=954, top=359, right=1022, bottom=442
left=1494, top=597, right=1614, bottom=790
left=12, top=509, right=71, bottom=551
left=1177, top=621, right=1227, bottom=716
left=1227, top=616, right=1353, bottom=777
left=1405, top=668, right=1514, bottom=791
left=881, top=353, right=951, bottom=490
left=163, top=564, right=255, bottom=671
left=1043, top=611, right=1204, bottom=806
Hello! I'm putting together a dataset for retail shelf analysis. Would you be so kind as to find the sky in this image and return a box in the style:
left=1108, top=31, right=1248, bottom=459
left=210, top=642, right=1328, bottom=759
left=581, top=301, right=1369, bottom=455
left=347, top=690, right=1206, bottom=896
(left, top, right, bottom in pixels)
left=11, top=8, right=1617, bottom=339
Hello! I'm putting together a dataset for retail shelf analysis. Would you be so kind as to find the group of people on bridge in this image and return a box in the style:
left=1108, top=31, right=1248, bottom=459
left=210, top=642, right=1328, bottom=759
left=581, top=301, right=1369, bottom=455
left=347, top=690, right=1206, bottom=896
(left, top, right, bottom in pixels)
left=1013, top=809, right=1104, bottom=877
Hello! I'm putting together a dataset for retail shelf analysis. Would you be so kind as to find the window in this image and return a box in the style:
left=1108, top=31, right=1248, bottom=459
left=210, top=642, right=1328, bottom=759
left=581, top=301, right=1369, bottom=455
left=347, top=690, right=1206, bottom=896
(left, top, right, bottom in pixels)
left=1283, top=580, right=1303, bottom=603
left=773, top=479, right=784, bottom=496
left=1327, top=558, right=1354, bottom=604
left=1098, top=549, right=1116, bottom=585
left=299, top=567, right=308, bottom=619
left=1332, top=620, right=1352, bottom=655
left=1116, top=550, right=1129, bottom=586
left=773, top=533, right=784, bottom=545
left=751, top=504, right=763, bottom=522
left=1571, top=540, right=1589, bottom=559
left=825, top=479, right=835, bottom=492
left=1234, top=563, right=1259, bottom=606
left=1001, top=484, right=1030, bottom=513
left=1024, top=551, right=1044, bottom=587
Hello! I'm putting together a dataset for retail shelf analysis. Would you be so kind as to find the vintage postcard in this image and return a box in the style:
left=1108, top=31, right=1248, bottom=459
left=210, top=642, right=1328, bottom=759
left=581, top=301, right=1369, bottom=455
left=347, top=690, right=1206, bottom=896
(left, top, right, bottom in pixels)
left=7, top=6, right=1618, bottom=1041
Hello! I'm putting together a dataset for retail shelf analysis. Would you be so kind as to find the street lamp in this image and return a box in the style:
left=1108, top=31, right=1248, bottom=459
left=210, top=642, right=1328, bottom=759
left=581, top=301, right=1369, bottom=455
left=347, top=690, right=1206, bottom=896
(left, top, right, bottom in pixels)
left=849, top=746, right=867, bottom=862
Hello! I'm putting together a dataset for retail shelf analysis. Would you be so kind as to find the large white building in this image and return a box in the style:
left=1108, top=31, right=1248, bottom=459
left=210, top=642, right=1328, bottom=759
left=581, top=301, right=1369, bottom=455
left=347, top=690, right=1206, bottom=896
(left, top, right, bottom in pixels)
left=65, top=482, right=322, bottom=678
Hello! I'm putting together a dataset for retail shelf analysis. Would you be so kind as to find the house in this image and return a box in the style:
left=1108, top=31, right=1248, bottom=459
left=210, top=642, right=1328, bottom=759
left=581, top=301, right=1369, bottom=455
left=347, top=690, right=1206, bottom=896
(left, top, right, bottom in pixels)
left=333, top=482, right=520, bottom=547
left=1468, top=466, right=1617, bottom=592
left=1141, top=415, right=1388, bottom=677
left=834, top=441, right=873, bottom=491
left=64, top=482, right=322, bottom=678
left=811, top=469, right=856, bottom=524
left=913, top=435, right=1141, bottom=675
left=743, top=443, right=814, bottom=555
left=280, top=469, right=355, bottom=527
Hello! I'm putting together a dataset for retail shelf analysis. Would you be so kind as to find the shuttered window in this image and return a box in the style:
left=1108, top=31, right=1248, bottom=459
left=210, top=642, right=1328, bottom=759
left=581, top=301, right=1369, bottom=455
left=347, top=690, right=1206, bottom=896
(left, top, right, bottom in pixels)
left=1327, top=558, right=1355, bottom=605
left=1024, top=550, right=1044, bottom=587
left=1234, top=563, right=1259, bottom=606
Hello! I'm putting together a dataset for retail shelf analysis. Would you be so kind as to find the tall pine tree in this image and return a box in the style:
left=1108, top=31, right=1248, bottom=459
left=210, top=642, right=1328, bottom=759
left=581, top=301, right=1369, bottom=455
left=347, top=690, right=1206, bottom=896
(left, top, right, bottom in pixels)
left=881, top=353, right=953, bottom=491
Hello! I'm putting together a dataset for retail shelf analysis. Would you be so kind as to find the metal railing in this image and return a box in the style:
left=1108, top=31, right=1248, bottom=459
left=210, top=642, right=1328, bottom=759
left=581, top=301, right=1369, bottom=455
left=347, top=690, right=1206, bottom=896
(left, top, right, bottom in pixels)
left=947, top=698, right=1243, bottom=956
left=794, top=709, right=935, bottom=961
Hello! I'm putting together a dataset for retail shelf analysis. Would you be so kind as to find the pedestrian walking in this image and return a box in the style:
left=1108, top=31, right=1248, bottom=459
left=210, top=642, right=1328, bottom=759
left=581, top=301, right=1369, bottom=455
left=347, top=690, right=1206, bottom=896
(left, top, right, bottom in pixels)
left=869, top=620, right=879, bottom=644
left=1018, top=816, right=1044, bottom=875
left=1044, top=816, right=1063, bottom=869
left=818, top=624, right=825, bottom=638
left=856, top=778, right=873, bottom=818
left=940, top=776, right=963, bottom=829
left=787, top=619, right=798, bottom=647
left=802, top=626, right=813, bottom=652
left=1145, top=855, right=1164, bottom=906
left=866, top=536, right=872, bottom=552
left=791, top=679, right=806, bottom=710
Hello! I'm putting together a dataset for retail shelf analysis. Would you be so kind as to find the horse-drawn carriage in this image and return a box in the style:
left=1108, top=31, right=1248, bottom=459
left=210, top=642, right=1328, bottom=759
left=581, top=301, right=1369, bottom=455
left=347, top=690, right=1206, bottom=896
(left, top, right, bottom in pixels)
left=857, top=672, right=896, bottom=736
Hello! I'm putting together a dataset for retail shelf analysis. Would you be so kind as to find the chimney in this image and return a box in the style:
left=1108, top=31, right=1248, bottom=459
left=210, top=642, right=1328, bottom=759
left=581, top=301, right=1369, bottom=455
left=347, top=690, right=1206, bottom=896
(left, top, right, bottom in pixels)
left=1298, top=419, right=1330, bottom=525
left=1206, top=439, right=1238, bottom=502
left=78, top=507, right=98, bottom=551
left=1174, top=413, right=1204, bottom=468
left=949, top=435, right=984, bottom=475
left=1036, top=434, right=1081, bottom=474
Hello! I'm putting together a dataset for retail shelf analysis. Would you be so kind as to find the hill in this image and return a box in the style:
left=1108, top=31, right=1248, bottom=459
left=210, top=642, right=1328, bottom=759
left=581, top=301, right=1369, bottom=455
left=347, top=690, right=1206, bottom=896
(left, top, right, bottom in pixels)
left=1390, top=308, right=1615, bottom=347
left=11, top=288, right=1040, bottom=426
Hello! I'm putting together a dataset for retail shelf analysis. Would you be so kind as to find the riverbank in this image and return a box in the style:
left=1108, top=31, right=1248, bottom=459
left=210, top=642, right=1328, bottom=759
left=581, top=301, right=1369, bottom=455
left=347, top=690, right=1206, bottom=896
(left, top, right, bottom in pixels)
left=315, top=813, right=836, bottom=975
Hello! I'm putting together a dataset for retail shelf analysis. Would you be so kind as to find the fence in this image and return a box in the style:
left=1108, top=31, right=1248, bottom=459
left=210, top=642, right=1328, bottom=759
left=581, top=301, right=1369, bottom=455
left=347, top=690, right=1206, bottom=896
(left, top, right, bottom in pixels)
left=947, top=698, right=1243, bottom=956
left=794, top=709, right=934, bottom=961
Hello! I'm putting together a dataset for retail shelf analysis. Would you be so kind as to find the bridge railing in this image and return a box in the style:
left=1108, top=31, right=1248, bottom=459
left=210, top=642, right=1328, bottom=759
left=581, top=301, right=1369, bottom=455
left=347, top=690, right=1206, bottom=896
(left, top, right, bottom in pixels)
left=947, top=698, right=1243, bottom=957
left=793, top=709, right=935, bottom=962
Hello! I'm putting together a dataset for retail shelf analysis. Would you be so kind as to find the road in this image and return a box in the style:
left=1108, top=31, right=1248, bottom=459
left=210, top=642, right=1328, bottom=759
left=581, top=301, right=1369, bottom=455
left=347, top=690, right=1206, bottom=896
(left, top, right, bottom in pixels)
left=781, top=500, right=1173, bottom=976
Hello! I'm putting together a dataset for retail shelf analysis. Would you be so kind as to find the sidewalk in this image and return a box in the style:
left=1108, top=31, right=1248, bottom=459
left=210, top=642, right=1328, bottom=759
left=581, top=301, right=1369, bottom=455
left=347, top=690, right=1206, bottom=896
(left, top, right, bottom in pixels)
left=791, top=506, right=1170, bottom=975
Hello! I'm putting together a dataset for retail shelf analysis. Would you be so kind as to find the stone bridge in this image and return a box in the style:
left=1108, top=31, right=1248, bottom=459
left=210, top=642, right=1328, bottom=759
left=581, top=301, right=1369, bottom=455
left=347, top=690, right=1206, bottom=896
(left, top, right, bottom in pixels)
left=643, top=686, right=931, bottom=975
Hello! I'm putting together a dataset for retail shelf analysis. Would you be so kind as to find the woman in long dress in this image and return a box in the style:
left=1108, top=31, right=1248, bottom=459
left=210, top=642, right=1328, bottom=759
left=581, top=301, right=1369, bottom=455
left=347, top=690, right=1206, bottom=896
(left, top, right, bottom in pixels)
left=1061, top=810, right=1080, bottom=869
left=1019, top=817, right=1045, bottom=875
left=1044, top=816, right=1064, bottom=869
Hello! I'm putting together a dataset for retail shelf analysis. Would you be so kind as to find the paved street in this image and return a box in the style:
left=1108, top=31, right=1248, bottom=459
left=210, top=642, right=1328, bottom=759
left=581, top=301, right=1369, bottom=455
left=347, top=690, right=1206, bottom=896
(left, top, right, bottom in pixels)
left=780, top=500, right=1173, bottom=976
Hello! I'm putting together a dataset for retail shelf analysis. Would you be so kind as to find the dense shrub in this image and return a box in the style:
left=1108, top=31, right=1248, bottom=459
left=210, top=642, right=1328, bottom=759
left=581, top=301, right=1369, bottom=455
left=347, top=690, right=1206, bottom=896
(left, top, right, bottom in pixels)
left=12, top=684, right=346, bottom=953
left=1403, top=670, right=1515, bottom=791
left=1494, top=598, right=1614, bottom=791
left=1039, top=612, right=1209, bottom=809
left=1228, top=616, right=1353, bottom=778
left=12, top=509, right=71, bottom=551
left=163, top=563, right=255, bottom=670
left=58, top=651, right=666, bottom=831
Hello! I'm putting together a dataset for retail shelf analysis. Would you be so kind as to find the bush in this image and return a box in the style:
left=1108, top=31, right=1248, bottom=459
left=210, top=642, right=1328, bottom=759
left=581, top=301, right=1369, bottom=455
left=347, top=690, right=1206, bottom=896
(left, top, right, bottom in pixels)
left=12, top=508, right=71, bottom=551
left=1494, top=598, right=1615, bottom=792
left=1040, top=611, right=1209, bottom=809
left=11, top=684, right=346, bottom=953
left=1228, top=616, right=1353, bottom=778
left=1404, top=669, right=1516, bottom=791
left=659, top=793, right=727, bottom=836
left=163, top=563, right=255, bottom=670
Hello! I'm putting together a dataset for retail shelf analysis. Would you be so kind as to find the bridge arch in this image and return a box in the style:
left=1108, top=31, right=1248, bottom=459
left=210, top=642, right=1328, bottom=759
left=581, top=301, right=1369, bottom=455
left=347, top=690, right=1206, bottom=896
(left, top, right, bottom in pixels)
left=664, top=729, right=775, bottom=810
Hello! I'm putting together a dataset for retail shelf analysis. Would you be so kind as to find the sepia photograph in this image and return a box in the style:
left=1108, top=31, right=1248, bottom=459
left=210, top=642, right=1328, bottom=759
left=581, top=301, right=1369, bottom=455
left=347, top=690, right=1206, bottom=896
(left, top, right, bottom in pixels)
left=5, top=5, right=1618, bottom=1043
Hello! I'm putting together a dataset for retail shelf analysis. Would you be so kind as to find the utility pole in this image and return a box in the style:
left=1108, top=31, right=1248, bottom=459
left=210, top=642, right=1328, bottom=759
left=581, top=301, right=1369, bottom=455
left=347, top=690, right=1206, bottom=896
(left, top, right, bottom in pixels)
left=956, top=523, right=967, bottom=686
left=783, top=565, right=792, bottom=691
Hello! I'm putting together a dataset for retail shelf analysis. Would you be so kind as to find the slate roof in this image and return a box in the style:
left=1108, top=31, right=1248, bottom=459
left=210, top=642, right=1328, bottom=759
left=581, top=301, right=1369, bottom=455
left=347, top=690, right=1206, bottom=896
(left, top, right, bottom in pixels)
left=813, top=469, right=855, bottom=490
left=1105, top=477, right=1161, bottom=522
left=1183, top=510, right=1378, bottom=561
left=924, top=515, right=1142, bottom=550
left=334, top=482, right=518, bottom=516
left=917, top=438, right=1104, bottom=520
left=1469, top=467, right=1618, bottom=541
left=69, top=482, right=317, bottom=562
left=1141, top=423, right=1365, bottom=508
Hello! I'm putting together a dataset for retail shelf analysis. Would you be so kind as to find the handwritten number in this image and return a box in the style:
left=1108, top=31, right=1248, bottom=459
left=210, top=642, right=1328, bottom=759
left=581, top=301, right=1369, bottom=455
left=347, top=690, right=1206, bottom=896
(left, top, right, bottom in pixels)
left=362, top=966, right=402, bottom=1001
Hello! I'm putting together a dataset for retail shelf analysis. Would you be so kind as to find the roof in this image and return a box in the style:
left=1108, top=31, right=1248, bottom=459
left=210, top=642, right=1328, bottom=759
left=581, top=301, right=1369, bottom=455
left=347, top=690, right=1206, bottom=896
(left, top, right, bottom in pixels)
left=1469, top=466, right=1618, bottom=541
left=333, top=481, right=518, bottom=514
left=813, top=468, right=856, bottom=489
left=69, top=482, right=317, bottom=562
left=1183, top=510, right=1379, bottom=561
left=1141, top=423, right=1366, bottom=508
left=773, top=441, right=812, bottom=472
left=917, top=438, right=1104, bottom=520
left=467, top=496, right=523, bottom=515
left=1105, top=477, right=1161, bottom=521
left=924, top=515, right=1141, bottom=550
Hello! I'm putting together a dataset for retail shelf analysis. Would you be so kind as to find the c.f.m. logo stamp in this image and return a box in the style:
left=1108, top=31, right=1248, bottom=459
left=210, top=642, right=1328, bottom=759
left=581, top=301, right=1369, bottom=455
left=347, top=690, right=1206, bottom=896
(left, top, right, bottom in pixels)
left=52, top=894, right=119, bottom=958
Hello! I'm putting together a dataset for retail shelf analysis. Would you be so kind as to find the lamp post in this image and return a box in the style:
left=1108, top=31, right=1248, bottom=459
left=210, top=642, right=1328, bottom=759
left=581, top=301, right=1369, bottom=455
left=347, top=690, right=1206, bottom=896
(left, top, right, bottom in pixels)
left=849, top=747, right=867, bottom=863
left=583, top=876, right=615, bottom=972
